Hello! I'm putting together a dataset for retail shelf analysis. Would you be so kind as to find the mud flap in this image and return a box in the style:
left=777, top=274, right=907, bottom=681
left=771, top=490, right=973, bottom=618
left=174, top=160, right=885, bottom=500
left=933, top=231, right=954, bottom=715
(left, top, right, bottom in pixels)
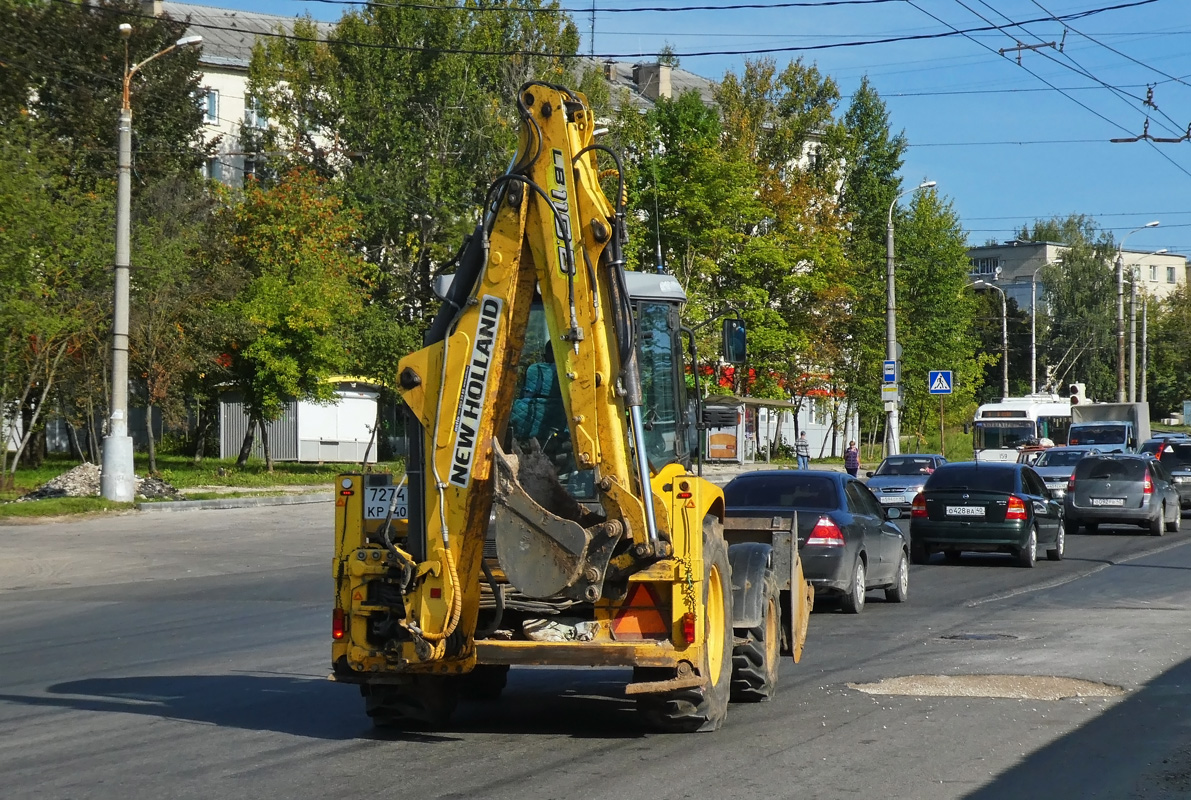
left=788, top=550, right=813, bottom=663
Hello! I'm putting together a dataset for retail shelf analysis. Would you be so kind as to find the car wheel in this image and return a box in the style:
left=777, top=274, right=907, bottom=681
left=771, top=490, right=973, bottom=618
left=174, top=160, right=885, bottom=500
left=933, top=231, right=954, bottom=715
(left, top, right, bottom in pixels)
left=1047, top=525, right=1065, bottom=561
left=840, top=555, right=866, bottom=614
left=1150, top=505, right=1165, bottom=537
left=1015, top=527, right=1037, bottom=568
left=1063, top=518, right=1080, bottom=536
left=884, top=551, right=909, bottom=603
left=1166, top=505, right=1181, bottom=533
left=910, top=539, right=930, bottom=565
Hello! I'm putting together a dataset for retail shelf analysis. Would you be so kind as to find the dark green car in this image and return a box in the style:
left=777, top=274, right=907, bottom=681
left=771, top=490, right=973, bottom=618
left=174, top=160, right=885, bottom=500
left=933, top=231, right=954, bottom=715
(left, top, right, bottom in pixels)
left=909, top=461, right=1065, bottom=568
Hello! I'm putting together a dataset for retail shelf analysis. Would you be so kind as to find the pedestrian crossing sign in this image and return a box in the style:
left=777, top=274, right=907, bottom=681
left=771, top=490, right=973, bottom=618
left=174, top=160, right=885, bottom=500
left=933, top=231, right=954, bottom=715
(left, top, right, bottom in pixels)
left=929, top=370, right=953, bottom=395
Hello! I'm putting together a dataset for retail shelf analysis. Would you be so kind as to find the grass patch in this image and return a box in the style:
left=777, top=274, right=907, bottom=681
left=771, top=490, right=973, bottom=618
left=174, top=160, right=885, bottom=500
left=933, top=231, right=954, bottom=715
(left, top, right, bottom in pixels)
left=0, top=497, right=133, bottom=519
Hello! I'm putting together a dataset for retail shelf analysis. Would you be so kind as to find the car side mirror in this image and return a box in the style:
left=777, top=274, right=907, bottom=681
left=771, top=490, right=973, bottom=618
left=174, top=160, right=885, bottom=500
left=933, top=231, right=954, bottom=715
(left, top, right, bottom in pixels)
left=865, top=470, right=874, bottom=478
left=722, top=318, right=746, bottom=364
left=885, top=507, right=902, bottom=520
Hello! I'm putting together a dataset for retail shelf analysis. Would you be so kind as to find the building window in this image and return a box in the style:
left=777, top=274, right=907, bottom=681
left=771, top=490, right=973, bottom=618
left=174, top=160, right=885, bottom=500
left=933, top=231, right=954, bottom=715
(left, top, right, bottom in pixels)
left=203, top=157, right=222, bottom=182
left=203, top=88, right=218, bottom=124
left=1151, top=265, right=1158, bottom=281
left=969, top=257, right=1001, bottom=275
left=245, top=98, right=267, bottom=129
left=1168, top=266, right=1176, bottom=283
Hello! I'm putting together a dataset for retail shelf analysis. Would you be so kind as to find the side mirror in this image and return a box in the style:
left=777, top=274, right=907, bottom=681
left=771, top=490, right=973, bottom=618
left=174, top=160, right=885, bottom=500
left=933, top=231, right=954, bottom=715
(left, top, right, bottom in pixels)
left=865, top=471, right=874, bottom=478
left=885, top=507, right=902, bottom=520
left=722, top=318, right=747, bottom=364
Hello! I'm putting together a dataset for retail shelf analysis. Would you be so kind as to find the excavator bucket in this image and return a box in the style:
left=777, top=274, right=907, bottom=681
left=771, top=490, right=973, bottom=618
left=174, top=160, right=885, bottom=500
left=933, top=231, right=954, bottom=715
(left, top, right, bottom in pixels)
left=491, top=439, right=595, bottom=600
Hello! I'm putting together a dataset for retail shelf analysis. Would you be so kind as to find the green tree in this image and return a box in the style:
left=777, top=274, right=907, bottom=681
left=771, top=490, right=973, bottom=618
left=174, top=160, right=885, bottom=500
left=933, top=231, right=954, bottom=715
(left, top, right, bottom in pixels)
left=895, top=189, right=989, bottom=449
left=1147, top=285, right=1191, bottom=417
left=211, top=169, right=373, bottom=471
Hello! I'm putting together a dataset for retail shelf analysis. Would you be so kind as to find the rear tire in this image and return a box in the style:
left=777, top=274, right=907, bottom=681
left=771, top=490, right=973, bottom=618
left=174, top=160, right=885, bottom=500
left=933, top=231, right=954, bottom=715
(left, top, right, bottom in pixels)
left=363, top=676, right=458, bottom=729
left=910, top=539, right=930, bottom=565
left=1047, top=525, right=1065, bottom=561
left=730, top=572, right=780, bottom=703
left=458, top=664, right=509, bottom=702
left=638, top=515, right=734, bottom=733
left=884, top=551, right=909, bottom=603
left=840, top=555, right=866, bottom=614
left=1064, top=518, right=1080, bottom=536
left=1016, top=527, right=1037, bottom=568
left=1150, top=505, right=1165, bottom=537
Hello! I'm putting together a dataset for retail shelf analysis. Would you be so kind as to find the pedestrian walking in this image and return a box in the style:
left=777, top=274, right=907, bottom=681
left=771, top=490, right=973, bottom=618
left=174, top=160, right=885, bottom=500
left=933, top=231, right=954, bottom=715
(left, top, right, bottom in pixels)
left=796, top=431, right=810, bottom=471
left=844, top=440, right=860, bottom=477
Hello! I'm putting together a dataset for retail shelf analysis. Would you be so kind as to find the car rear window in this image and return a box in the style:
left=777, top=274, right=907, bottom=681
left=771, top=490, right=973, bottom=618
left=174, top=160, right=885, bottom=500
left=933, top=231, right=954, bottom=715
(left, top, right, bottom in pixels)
left=1074, top=457, right=1147, bottom=481
left=1035, top=450, right=1084, bottom=467
left=924, top=464, right=1016, bottom=493
left=723, top=475, right=839, bottom=510
left=874, top=457, right=937, bottom=476
left=1154, top=443, right=1191, bottom=470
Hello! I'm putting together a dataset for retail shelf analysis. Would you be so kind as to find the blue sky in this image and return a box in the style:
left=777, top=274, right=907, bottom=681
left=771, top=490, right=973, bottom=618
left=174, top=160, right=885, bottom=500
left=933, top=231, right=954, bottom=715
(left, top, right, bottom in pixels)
left=205, top=0, right=1190, bottom=253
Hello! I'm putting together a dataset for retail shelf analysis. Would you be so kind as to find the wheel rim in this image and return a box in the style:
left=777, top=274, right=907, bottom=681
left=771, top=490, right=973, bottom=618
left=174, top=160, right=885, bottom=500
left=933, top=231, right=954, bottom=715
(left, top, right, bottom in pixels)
left=1028, top=530, right=1037, bottom=561
left=854, top=561, right=866, bottom=607
left=1056, top=528, right=1065, bottom=555
left=898, top=555, right=909, bottom=594
left=706, top=562, right=726, bottom=683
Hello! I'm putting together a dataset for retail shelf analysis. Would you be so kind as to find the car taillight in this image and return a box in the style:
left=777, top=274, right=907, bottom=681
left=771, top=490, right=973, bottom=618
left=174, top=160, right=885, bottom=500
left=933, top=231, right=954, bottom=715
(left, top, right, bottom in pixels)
left=332, top=607, right=346, bottom=640
left=1067, top=474, right=1076, bottom=493
left=1144, top=470, right=1153, bottom=494
left=806, top=515, right=845, bottom=546
left=911, top=492, right=927, bottom=518
left=1006, top=495, right=1028, bottom=521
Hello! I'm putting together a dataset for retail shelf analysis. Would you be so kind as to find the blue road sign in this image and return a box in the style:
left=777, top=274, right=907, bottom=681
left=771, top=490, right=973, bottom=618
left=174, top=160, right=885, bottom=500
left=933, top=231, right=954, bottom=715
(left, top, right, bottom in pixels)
left=929, top=370, right=953, bottom=395
left=883, top=360, right=897, bottom=383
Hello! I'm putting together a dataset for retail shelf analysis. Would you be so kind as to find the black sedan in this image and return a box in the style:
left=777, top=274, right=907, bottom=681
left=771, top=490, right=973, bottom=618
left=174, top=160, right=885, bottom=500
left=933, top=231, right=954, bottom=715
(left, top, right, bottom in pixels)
left=909, top=461, right=1064, bottom=567
left=1064, top=453, right=1182, bottom=535
left=722, top=470, right=908, bottom=614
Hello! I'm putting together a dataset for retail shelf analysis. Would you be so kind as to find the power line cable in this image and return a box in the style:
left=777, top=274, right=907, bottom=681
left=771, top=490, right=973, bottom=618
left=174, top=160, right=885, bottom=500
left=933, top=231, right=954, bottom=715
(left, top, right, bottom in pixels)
left=303, top=0, right=904, bottom=12
left=72, top=0, right=1159, bottom=60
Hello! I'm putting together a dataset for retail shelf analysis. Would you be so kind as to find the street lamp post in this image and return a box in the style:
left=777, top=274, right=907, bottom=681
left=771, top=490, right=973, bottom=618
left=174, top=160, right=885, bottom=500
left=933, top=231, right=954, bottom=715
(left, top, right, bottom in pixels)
left=973, top=280, right=1009, bottom=400
left=1116, top=221, right=1159, bottom=403
left=100, top=24, right=202, bottom=502
left=1028, top=259, right=1062, bottom=395
left=885, top=179, right=936, bottom=457
left=1129, top=249, right=1166, bottom=403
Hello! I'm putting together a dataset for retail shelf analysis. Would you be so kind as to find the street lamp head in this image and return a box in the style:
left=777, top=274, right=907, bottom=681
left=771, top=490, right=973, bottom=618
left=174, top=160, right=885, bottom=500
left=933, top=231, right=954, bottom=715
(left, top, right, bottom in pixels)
left=119, top=23, right=132, bottom=38
left=1153, top=248, right=1168, bottom=255
left=175, top=35, right=203, bottom=47
left=918, top=180, right=937, bottom=190
left=1145, top=220, right=1160, bottom=228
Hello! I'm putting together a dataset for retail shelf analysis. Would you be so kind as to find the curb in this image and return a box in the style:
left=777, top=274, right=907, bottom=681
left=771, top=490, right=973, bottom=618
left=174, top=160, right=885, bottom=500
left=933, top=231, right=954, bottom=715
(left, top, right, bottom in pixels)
left=135, top=492, right=330, bottom=512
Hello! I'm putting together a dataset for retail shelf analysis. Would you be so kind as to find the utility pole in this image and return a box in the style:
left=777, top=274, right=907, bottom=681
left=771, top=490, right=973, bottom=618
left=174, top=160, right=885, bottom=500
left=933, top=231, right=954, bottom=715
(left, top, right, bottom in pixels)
left=1116, top=222, right=1159, bottom=403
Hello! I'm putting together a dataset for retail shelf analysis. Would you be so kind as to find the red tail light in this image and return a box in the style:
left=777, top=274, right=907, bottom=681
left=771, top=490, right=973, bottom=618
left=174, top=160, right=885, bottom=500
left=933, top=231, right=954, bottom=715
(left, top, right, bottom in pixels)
left=682, top=612, right=697, bottom=644
left=1144, top=470, right=1154, bottom=494
left=332, top=607, right=346, bottom=640
left=1067, top=474, right=1076, bottom=493
left=1006, top=495, right=1028, bottom=521
left=911, top=492, right=927, bottom=518
left=806, top=516, right=845, bottom=546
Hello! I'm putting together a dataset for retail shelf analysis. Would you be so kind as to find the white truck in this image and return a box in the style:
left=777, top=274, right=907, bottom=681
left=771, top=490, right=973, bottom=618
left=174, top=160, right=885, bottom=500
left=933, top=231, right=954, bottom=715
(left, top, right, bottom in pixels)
left=1067, top=402, right=1151, bottom=454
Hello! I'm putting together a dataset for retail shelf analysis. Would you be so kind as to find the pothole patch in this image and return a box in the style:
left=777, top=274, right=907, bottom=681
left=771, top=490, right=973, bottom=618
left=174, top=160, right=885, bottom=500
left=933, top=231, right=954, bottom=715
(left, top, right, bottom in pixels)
left=848, top=674, right=1126, bottom=700
left=941, top=632, right=1018, bottom=641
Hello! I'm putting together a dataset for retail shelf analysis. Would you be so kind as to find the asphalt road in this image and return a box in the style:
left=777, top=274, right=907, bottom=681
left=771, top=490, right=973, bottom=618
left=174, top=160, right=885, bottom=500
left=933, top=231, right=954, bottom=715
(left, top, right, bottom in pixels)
left=3, top=505, right=1191, bottom=799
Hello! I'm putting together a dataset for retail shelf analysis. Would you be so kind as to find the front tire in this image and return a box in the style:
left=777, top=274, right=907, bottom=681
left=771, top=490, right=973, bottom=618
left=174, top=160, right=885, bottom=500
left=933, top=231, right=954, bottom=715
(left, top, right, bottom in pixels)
left=638, top=515, right=734, bottom=732
left=730, top=572, right=780, bottom=703
left=1047, top=525, right=1065, bottom=561
left=1166, top=506, right=1181, bottom=533
left=884, top=550, right=909, bottom=603
left=840, top=555, right=866, bottom=614
left=1016, top=527, right=1037, bottom=568
left=363, top=676, right=458, bottom=729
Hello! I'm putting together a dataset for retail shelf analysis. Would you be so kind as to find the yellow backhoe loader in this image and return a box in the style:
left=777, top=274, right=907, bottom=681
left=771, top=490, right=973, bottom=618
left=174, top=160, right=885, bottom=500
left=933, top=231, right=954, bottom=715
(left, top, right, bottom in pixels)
left=331, top=82, right=813, bottom=732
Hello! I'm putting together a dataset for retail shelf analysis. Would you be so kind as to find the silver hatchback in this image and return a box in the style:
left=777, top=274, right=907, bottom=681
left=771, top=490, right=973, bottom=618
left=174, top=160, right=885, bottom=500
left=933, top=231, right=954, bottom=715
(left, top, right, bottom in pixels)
left=1064, top=454, right=1182, bottom=536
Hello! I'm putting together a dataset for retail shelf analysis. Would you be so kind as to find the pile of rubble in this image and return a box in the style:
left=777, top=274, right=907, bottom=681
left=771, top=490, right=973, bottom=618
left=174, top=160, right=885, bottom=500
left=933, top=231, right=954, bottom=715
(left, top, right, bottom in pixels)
left=16, top=463, right=186, bottom=502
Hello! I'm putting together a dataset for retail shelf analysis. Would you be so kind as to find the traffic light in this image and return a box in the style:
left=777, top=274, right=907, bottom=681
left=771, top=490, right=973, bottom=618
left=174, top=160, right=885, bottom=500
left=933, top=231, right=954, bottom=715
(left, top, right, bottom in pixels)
left=1068, top=382, right=1087, bottom=405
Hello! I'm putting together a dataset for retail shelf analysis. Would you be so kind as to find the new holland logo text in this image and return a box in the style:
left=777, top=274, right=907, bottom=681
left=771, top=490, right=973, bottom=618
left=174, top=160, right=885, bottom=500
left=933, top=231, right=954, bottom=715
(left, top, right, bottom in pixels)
left=450, top=296, right=502, bottom=488
left=548, top=148, right=574, bottom=275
